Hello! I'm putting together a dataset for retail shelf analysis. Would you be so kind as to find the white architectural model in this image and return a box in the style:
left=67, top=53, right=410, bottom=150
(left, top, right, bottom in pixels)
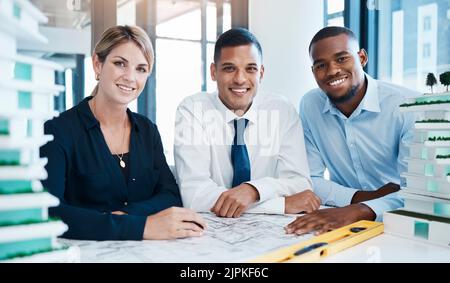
left=0, top=0, right=79, bottom=262
left=384, top=88, right=450, bottom=247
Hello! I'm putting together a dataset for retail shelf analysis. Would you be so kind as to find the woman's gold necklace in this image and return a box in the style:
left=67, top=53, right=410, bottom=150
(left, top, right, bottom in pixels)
left=92, top=99, right=127, bottom=168
left=117, top=119, right=127, bottom=168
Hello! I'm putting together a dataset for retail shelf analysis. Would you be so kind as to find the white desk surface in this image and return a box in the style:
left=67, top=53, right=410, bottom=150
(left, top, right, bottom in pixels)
left=322, top=233, right=450, bottom=263
left=60, top=212, right=450, bottom=263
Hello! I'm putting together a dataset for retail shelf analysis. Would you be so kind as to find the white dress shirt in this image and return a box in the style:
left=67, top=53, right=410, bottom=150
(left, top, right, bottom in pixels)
left=174, top=92, right=312, bottom=214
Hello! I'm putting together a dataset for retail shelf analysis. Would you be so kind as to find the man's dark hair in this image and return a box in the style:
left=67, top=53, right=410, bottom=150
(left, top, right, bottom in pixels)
left=214, top=28, right=263, bottom=63
left=309, top=26, right=358, bottom=53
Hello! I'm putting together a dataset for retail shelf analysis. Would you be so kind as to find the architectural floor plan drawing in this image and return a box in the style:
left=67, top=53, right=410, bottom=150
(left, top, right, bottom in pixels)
left=59, top=213, right=313, bottom=263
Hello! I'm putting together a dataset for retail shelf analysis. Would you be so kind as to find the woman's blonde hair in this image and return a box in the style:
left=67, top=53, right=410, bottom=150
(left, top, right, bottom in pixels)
left=91, top=25, right=154, bottom=96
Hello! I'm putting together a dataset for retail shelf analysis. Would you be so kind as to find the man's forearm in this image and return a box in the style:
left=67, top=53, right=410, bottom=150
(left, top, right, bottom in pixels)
left=351, top=183, right=400, bottom=204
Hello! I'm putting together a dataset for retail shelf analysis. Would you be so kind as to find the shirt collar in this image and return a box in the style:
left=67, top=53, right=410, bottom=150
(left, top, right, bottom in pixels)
left=78, top=96, right=140, bottom=132
left=322, top=94, right=333, bottom=114
left=322, top=74, right=381, bottom=115
left=213, top=92, right=258, bottom=125
left=361, top=74, right=381, bottom=113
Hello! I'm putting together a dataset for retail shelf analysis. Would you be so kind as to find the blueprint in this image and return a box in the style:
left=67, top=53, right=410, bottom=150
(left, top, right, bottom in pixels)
left=59, top=213, right=313, bottom=263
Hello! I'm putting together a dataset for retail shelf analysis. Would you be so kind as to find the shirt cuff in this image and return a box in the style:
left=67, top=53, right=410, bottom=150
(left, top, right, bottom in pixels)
left=311, top=177, right=359, bottom=207
left=333, top=187, right=359, bottom=207
left=245, top=179, right=277, bottom=203
left=361, top=195, right=404, bottom=222
left=361, top=200, right=383, bottom=222
left=118, top=214, right=147, bottom=240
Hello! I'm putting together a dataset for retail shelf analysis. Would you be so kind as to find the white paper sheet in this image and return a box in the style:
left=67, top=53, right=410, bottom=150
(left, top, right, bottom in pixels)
left=59, top=212, right=313, bottom=263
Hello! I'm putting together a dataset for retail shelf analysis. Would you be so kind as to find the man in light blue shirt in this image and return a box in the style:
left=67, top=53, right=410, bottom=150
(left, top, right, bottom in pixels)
left=286, top=26, right=418, bottom=235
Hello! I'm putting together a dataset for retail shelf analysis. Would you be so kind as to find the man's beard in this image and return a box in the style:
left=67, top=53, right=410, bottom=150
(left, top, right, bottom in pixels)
left=326, top=84, right=359, bottom=104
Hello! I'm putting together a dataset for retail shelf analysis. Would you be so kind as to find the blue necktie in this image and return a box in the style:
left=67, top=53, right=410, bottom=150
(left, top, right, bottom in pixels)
left=231, top=119, right=251, bottom=187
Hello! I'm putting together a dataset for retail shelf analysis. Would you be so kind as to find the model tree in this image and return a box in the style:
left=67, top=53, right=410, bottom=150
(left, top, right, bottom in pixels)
left=440, top=71, right=450, bottom=92
left=426, top=73, right=438, bottom=93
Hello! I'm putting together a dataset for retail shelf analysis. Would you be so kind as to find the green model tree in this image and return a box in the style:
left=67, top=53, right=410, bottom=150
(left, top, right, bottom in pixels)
left=440, top=71, right=450, bottom=92
left=426, top=73, right=438, bottom=93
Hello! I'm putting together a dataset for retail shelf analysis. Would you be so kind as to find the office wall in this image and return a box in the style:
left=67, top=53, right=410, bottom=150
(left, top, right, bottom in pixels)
left=18, top=26, right=91, bottom=56
left=249, top=0, right=324, bottom=109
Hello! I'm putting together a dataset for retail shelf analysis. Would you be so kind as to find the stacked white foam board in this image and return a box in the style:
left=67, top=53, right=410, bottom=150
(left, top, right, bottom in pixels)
left=384, top=91, right=450, bottom=248
left=0, top=0, right=79, bottom=262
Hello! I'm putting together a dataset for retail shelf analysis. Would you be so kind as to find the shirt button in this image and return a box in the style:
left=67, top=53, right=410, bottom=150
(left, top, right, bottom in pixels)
left=132, top=178, right=136, bottom=182
left=124, top=202, right=128, bottom=206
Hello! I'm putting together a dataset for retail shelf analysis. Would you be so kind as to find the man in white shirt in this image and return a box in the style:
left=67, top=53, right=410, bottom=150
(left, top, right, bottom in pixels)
left=174, top=28, right=320, bottom=218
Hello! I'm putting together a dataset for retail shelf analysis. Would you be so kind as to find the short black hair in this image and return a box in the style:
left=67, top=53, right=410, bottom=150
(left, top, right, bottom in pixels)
left=309, top=26, right=358, bottom=53
left=214, top=28, right=263, bottom=63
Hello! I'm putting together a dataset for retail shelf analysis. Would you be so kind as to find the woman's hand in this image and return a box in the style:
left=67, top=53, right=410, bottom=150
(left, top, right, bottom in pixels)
left=143, top=207, right=207, bottom=240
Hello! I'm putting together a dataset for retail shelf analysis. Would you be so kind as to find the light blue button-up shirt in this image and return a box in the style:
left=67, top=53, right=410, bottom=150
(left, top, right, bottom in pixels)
left=300, top=75, right=419, bottom=221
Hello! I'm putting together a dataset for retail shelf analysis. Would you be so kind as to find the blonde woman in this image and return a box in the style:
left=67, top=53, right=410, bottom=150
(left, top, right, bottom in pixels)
left=40, top=25, right=206, bottom=240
